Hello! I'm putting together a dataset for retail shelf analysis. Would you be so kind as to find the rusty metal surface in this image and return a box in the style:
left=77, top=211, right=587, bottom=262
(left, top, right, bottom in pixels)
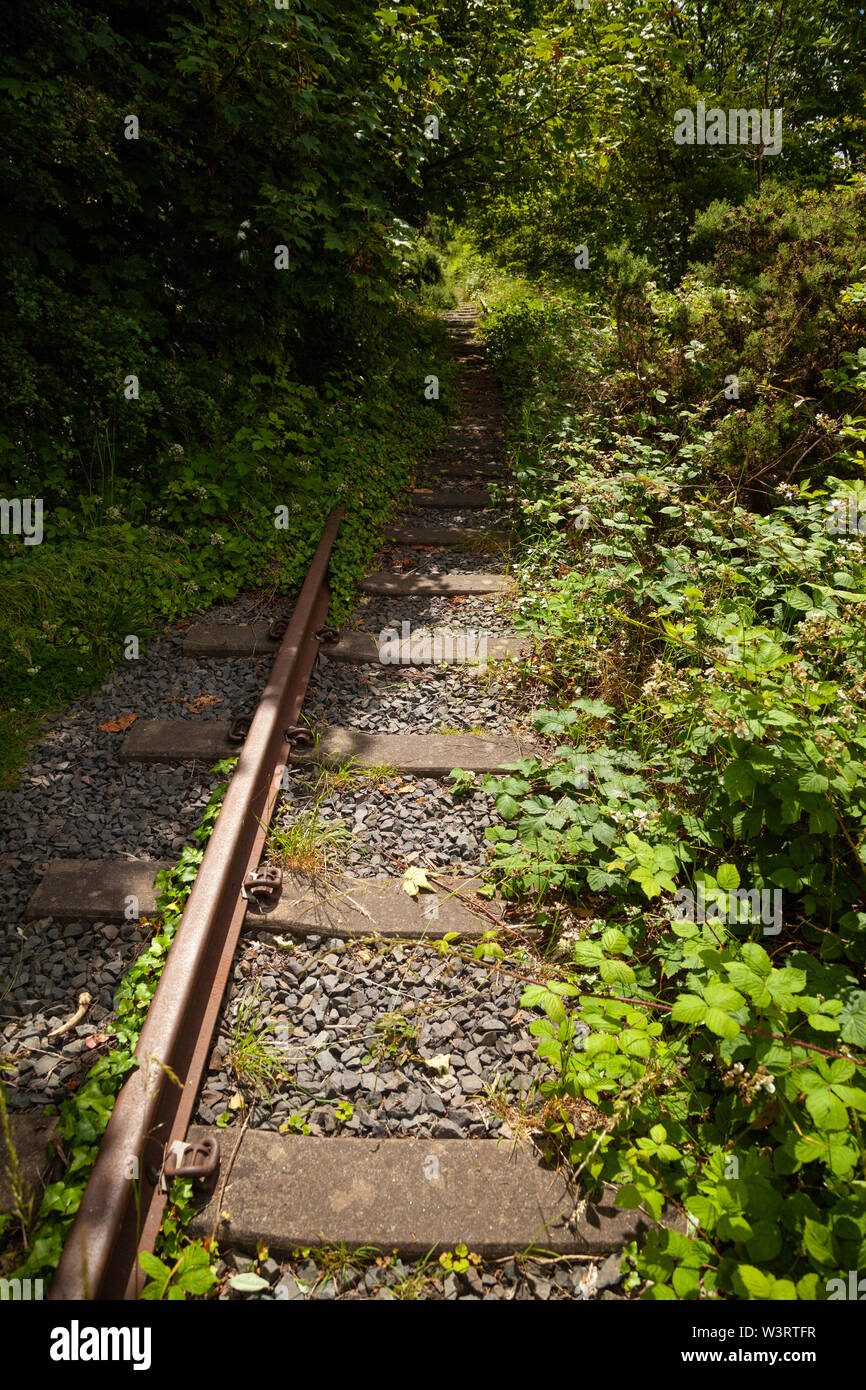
left=50, top=509, right=343, bottom=1300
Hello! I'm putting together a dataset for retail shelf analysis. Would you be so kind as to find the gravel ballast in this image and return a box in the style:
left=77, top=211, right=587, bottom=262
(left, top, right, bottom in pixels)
left=194, top=935, right=582, bottom=1139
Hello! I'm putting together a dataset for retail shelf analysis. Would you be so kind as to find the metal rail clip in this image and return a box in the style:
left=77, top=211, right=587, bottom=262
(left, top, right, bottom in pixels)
left=314, top=625, right=341, bottom=646
left=283, top=724, right=315, bottom=750
left=242, top=865, right=283, bottom=912
left=227, top=715, right=252, bottom=744
left=159, top=1136, right=220, bottom=1194
left=268, top=616, right=289, bottom=642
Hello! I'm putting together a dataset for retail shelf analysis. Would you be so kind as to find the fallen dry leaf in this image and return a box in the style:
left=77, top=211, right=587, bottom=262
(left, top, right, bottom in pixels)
left=449, top=596, right=468, bottom=605
left=85, top=1032, right=110, bottom=1049
left=402, top=866, right=434, bottom=897
left=188, top=693, right=223, bottom=713
left=423, top=1053, right=451, bottom=1076
left=98, top=712, right=137, bottom=733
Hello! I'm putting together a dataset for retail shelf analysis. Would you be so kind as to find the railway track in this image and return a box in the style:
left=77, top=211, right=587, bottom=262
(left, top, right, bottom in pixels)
left=5, top=307, right=666, bottom=1302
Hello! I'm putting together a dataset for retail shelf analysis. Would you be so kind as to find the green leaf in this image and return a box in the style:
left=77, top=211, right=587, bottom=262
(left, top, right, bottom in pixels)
left=802, top=1219, right=836, bottom=1266
left=600, top=927, right=628, bottom=955
left=724, top=760, right=757, bottom=801
left=703, top=982, right=745, bottom=1011
left=671, top=994, right=707, bottom=1025
left=839, top=991, right=866, bottom=1048
left=672, top=1265, right=702, bottom=1298
left=138, top=1250, right=170, bottom=1282
left=746, top=1221, right=782, bottom=1263
left=704, top=1007, right=740, bottom=1038
left=803, top=1085, right=848, bottom=1131
left=798, top=770, right=829, bottom=793
left=599, top=957, right=636, bottom=986
left=615, top=1183, right=642, bottom=1209
left=733, top=1264, right=773, bottom=1299
left=716, top=863, right=740, bottom=891
left=229, top=1272, right=271, bottom=1292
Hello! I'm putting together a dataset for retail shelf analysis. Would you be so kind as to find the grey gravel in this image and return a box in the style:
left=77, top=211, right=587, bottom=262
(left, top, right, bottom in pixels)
left=221, top=1246, right=614, bottom=1301
left=0, top=591, right=278, bottom=1095
left=195, top=936, right=588, bottom=1139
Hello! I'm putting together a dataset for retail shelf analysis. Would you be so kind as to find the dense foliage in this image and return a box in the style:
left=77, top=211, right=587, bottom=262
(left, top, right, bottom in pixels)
left=0, top=1, right=467, bottom=778
left=459, top=169, right=866, bottom=1298
left=2, top=0, right=864, bottom=1302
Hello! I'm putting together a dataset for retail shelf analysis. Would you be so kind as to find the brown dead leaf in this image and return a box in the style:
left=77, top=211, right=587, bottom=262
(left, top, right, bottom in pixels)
left=449, top=596, right=468, bottom=605
left=188, top=693, right=223, bottom=713
left=98, top=712, right=137, bottom=733
left=85, top=1032, right=110, bottom=1049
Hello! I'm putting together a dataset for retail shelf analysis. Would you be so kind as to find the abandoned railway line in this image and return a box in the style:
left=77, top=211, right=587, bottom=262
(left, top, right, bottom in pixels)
left=2, top=310, right=661, bottom=1302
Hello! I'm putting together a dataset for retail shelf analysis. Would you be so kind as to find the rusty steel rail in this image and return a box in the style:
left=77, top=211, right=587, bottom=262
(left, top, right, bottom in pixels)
left=50, top=507, right=344, bottom=1300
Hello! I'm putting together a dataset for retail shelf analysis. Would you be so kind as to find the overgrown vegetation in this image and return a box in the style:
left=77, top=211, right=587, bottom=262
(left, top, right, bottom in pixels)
left=0, top=2, right=466, bottom=783
left=458, top=169, right=866, bottom=1300
left=3, top=0, right=864, bottom=1304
